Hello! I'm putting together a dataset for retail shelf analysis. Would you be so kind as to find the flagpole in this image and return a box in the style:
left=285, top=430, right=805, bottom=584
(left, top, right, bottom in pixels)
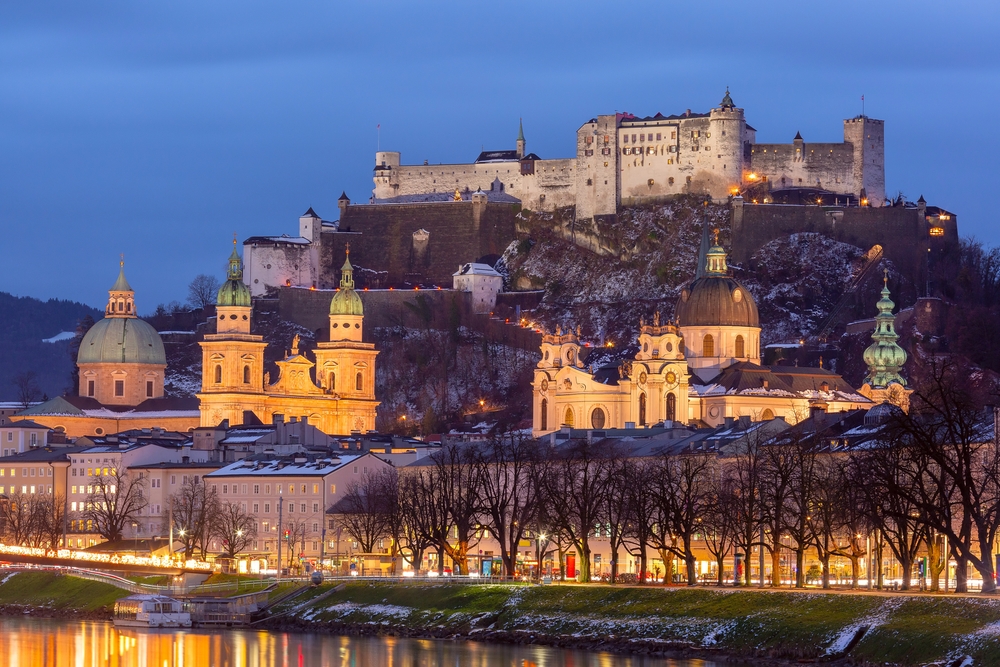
left=862, top=94, right=865, bottom=118
left=377, top=124, right=380, bottom=152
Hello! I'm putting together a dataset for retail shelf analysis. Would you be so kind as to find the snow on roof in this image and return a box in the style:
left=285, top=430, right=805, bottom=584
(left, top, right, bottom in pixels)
left=206, top=454, right=365, bottom=478
left=454, top=263, right=502, bottom=277
left=244, top=234, right=311, bottom=245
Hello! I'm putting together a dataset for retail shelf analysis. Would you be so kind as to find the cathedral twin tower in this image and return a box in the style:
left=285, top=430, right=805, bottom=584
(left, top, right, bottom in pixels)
left=197, top=242, right=379, bottom=433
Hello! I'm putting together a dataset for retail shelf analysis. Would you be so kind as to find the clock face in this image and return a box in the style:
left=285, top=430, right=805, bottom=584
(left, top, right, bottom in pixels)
left=540, top=379, right=549, bottom=391
left=665, top=371, right=677, bottom=385
left=639, top=371, right=647, bottom=384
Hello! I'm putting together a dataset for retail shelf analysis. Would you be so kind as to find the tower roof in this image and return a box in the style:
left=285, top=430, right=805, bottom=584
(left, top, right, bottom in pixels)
left=862, top=271, right=908, bottom=388
left=302, top=207, right=320, bottom=218
left=677, top=241, right=759, bottom=328
left=517, top=118, right=525, bottom=142
left=719, top=87, right=735, bottom=109
left=110, top=260, right=132, bottom=293
left=330, top=247, right=363, bottom=316
left=339, top=191, right=350, bottom=202
left=217, top=239, right=251, bottom=308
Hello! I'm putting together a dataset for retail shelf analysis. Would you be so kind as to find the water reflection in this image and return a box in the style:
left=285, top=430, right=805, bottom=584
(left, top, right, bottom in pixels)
left=0, top=618, right=724, bottom=667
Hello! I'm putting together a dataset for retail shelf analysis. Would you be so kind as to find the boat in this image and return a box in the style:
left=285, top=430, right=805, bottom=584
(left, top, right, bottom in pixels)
left=113, top=595, right=192, bottom=628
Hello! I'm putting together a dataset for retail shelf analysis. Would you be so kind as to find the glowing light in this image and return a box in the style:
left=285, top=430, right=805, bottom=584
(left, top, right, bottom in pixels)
left=0, top=542, right=212, bottom=571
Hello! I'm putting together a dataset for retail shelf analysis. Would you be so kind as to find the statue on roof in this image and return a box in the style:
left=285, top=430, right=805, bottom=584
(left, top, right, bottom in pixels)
left=453, top=188, right=462, bottom=201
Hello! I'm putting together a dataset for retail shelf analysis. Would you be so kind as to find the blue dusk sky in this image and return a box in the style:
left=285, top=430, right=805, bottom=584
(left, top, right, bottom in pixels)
left=1, top=1, right=997, bottom=311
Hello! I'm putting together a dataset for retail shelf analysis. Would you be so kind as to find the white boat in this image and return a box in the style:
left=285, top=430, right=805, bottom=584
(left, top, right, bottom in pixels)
left=113, top=595, right=192, bottom=628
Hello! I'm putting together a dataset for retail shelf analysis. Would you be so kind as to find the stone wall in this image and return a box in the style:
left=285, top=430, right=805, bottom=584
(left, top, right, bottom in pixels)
left=323, top=201, right=519, bottom=287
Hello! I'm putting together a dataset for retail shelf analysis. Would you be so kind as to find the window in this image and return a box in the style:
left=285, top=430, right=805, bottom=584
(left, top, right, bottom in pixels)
left=355, top=372, right=363, bottom=391
left=735, top=335, right=745, bottom=358
left=666, top=393, right=676, bottom=421
left=146, top=380, right=153, bottom=398
left=243, top=365, right=251, bottom=384
left=253, top=503, right=259, bottom=513
left=254, top=484, right=259, bottom=494
left=313, top=503, right=319, bottom=513
left=265, top=503, right=270, bottom=513
left=170, top=475, right=176, bottom=485
left=563, top=407, right=574, bottom=427
left=639, top=393, right=647, bottom=426
left=288, top=503, right=294, bottom=513
left=114, top=380, right=124, bottom=397
left=540, top=399, right=548, bottom=430
left=703, top=334, right=715, bottom=357
left=623, top=134, right=629, bottom=143
left=300, top=503, right=306, bottom=513
left=87, top=380, right=95, bottom=397
left=312, top=484, right=318, bottom=494
left=761, top=409, right=775, bottom=421
left=214, top=365, right=222, bottom=384
left=329, top=484, right=336, bottom=494
left=591, top=407, right=606, bottom=430
left=328, top=371, right=335, bottom=390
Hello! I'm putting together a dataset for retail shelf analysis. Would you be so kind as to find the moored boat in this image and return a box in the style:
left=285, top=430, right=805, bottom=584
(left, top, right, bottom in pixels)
left=113, top=595, right=191, bottom=628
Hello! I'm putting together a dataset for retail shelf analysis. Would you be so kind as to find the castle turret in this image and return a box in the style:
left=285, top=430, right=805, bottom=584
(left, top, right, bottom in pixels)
left=844, top=115, right=885, bottom=206
left=709, top=87, right=748, bottom=194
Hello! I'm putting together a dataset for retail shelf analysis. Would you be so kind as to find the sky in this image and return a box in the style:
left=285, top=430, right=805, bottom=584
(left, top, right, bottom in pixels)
left=1, top=1, right=997, bottom=311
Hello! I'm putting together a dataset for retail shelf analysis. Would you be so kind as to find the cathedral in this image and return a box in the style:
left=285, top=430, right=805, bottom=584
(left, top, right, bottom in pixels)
left=532, top=231, right=875, bottom=435
left=198, top=243, right=379, bottom=433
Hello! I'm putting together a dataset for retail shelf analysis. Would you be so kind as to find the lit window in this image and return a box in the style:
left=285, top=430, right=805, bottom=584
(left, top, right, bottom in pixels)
left=929, top=227, right=944, bottom=237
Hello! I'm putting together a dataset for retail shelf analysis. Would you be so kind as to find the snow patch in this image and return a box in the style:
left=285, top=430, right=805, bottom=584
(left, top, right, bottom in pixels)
left=0, top=572, right=18, bottom=586
left=42, top=331, right=75, bottom=343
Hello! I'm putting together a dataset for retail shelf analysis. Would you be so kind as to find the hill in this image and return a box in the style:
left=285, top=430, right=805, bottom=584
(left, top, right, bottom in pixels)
left=0, top=293, right=101, bottom=402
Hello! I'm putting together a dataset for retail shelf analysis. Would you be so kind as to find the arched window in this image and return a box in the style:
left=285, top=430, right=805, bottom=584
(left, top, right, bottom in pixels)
left=564, top=407, right=574, bottom=427
left=666, top=393, right=676, bottom=421
left=540, top=399, right=548, bottom=431
left=355, top=372, right=363, bottom=391
left=243, top=365, right=250, bottom=384
left=214, top=365, right=222, bottom=384
left=591, top=407, right=606, bottom=430
left=703, top=334, right=714, bottom=357
left=735, top=335, right=745, bottom=358
left=761, top=408, right=775, bottom=421
left=328, top=372, right=336, bottom=390
left=639, top=392, right=647, bottom=426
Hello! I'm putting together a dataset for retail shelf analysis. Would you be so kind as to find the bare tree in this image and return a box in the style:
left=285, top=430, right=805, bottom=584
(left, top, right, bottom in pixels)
left=212, top=500, right=256, bottom=559
left=170, top=477, right=218, bottom=559
left=427, top=444, right=482, bottom=574
left=760, top=439, right=796, bottom=587
left=187, top=274, right=221, bottom=310
left=83, top=469, right=147, bottom=542
left=729, top=431, right=767, bottom=586
left=622, top=458, right=659, bottom=583
left=474, top=431, right=544, bottom=577
left=397, top=468, right=439, bottom=573
left=12, top=371, right=40, bottom=410
left=656, top=451, right=716, bottom=586
left=541, top=440, right=613, bottom=583
left=37, top=494, right=68, bottom=550
left=335, top=470, right=395, bottom=554
left=0, top=492, right=42, bottom=546
left=703, top=471, right=739, bottom=586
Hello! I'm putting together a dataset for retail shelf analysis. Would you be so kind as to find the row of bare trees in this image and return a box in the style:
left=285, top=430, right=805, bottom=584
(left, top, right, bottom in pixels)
left=2, top=472, right=255, bottom=559
left=335, top=360, right=1000, bottom=592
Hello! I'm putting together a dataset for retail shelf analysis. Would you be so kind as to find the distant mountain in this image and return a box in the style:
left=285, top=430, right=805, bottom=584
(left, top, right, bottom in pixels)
left=0, top=292, right=101, bottom=401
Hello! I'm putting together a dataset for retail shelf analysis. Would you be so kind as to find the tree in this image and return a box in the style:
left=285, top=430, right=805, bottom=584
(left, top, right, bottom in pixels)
left=397, top=468, right=439, bottom=573
left=729, top=430, right=767, bottom=586
left=622, top=458, right=660, bottom=584
left=703, top=471, right=739, bottom=586
left=170, top=477, right=218, bottom=559
left=760, top=439, right=796, bottom=587
left=541, top=440, right=613, bottom=583
left=427, top=444, right=482, bottom=574
left=0, top=492, right=42, bottom=546
left=187, top=274, right=221, bottom=310
left=336, top=470, right=395, bottom=554
left=12, top=371, right=40, bottom=410
left=474, top=430, right=544, bottom=577
left=212, top=501, right=256, bottom=559
left=83, top=468, right=147, bottom=542
left=37, top=494, right=68, bottom=550
left=656, top=451, right=716, bottom=586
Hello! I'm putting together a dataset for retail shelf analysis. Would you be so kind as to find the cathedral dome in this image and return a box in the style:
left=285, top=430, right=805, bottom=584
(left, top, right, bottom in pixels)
left=217, top=244, right=252, bottom=307
left=330, top=250, right=364, bottom=316
left=675, top=243, right=759, bottom=327
left=78, top=317, right=166, bottom=365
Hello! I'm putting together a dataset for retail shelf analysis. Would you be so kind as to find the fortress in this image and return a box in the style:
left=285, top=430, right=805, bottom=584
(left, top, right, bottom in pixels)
left=373, top=89, right=886, bottom=218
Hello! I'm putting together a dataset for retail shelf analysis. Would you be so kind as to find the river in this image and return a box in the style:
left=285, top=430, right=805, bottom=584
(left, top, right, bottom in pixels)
left=0, top=617, right=728, bottom=667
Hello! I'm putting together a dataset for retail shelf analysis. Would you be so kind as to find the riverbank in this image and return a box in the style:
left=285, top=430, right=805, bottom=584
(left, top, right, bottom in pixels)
left=264, top=581, right=1000, bottom=666
left=4, top=572, right=1000, bottom=665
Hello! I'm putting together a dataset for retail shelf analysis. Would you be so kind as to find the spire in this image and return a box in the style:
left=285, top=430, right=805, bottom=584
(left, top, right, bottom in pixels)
left=227, top=234, right=243, bottom=281
left=106, top=256, right=136, bottom=318
left=517, top=118, right=525, bottom=142
left=863, top=270, right=908, bottom=388
left=720, top=87, right=735, bottom=109
left=340, top=245, right=355, bottom=290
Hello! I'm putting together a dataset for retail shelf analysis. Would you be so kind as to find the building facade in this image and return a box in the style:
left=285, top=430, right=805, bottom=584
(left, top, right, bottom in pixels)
left=198, top=245, right=379, bottom=434
left=532, top=235, right=871, bottom=435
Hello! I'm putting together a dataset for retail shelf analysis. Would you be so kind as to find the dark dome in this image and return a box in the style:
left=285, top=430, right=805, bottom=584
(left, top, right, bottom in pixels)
left=675, top=276, right=759, bottom=327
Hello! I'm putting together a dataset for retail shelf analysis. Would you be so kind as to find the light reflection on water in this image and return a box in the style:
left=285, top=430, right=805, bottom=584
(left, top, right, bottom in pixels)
left=0, top=618, right=727, bottom=667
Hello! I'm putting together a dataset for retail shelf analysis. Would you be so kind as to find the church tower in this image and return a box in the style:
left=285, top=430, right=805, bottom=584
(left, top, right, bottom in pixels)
left=197, top=241, right=268, bottom=427
left=312, top=248, right=379, bottom=432
left=516, top=118, right=526, bottom=159
left=860, top=271, right=911, bottom=409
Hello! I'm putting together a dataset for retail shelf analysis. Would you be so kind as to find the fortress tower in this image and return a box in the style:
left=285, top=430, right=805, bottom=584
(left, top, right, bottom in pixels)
left=844, top=116, right=885, bottom=206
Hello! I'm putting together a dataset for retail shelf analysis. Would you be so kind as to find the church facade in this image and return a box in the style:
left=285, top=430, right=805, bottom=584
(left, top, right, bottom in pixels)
left=532, top=234, right=873, bottom=435
left=198, top=245, right=379, bottom=434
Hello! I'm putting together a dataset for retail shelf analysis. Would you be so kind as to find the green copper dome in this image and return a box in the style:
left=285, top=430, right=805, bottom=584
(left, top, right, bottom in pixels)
left=330, top=250, right=364, bottom=316
left=863, top=272, right=907, bottom=388
left=217, top=242, right=252, bottom=307
left=78, top=317, right=166, bottom=365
